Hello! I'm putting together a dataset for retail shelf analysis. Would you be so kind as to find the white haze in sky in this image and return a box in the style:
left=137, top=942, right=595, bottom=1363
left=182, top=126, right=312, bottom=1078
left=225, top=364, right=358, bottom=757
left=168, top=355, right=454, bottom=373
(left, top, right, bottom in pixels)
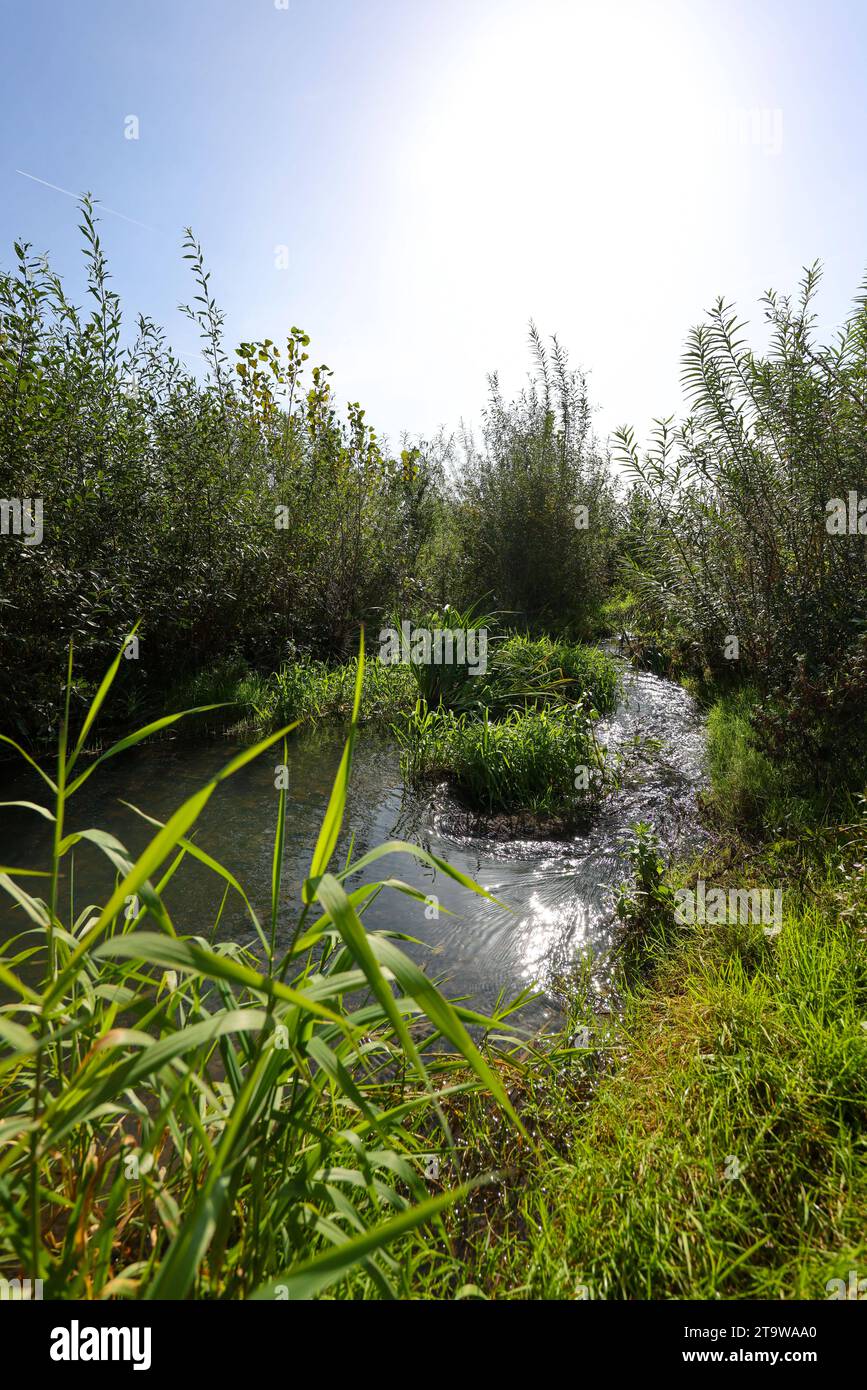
left=2, top=0, right=865, bottom=452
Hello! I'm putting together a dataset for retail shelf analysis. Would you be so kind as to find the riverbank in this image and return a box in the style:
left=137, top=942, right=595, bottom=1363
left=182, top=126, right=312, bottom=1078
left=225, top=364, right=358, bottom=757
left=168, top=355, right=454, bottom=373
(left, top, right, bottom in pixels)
left=395, top=690, right=867, bottom=1299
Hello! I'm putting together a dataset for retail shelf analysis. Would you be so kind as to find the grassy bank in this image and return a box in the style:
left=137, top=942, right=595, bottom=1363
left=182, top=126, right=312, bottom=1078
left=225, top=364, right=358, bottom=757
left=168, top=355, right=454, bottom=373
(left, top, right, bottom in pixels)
left=169, top=652, right=417, bottom=733
left=428, top=836, right=867, bottom=1298
left=400, top=693, right=867, bottom=1299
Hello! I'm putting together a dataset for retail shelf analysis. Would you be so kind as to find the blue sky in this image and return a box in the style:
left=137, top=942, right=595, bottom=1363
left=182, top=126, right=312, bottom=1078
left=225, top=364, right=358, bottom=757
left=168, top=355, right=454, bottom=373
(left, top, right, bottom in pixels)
left=2, top=0, right=866, bottom=449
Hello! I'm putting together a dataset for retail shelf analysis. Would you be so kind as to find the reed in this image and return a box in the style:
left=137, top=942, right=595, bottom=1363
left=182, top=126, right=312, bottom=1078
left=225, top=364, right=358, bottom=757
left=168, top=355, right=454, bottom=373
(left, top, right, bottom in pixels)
left=481, top=634, right=620, bottom=716
left=0, top=633, right=524, bottom=1299
left=395, top=701, right=606, bottom=821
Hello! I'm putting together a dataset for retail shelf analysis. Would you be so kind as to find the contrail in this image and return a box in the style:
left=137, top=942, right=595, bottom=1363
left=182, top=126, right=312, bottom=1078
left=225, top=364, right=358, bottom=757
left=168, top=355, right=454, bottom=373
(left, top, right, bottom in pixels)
left=15, top=169, right=158, bottom=232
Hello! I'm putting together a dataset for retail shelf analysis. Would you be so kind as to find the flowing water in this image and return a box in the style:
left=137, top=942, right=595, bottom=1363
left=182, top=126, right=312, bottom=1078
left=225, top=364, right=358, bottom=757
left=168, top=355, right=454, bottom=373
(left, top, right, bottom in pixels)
left=0, top=659, right=708, bottom=1029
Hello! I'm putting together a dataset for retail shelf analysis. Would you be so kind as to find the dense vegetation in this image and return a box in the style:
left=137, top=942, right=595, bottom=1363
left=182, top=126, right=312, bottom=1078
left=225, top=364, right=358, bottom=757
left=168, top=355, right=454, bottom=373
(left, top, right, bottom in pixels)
left=615, top=265, right=867, bottom=788
left=1, top=201, right=866, bottom=1299
left=393, top=633, right=620, bottom=823
left=440, top=330, right=619, bottom=623
left=3, top=204, right=863, bottom=785
left=0, top=205, right=618, bottom=746
left=396, top=703, right=604, bottom=824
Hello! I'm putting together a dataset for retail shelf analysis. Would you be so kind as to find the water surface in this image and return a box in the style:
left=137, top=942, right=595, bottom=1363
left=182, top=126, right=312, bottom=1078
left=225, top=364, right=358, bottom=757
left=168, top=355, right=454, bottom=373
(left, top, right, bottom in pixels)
left=0, top=660, right=708, bottom=1028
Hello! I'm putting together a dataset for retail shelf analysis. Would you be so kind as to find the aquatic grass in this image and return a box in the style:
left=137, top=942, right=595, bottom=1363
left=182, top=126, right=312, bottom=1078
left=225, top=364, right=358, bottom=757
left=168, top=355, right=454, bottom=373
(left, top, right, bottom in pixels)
left=270, top=655, right=416, bottom=727
left=396, top=702, right=606, bottom=821
left=167, top=655, right=417, bottom=734
left=481, top=634, right=620, bottom=716
left=399, top=602, right=500, bottom=712
left=391, top=633, right=618, bottom=823
left=0, top=633, right=525, bottom=1299
left=163, top=638, right=619, bottom=743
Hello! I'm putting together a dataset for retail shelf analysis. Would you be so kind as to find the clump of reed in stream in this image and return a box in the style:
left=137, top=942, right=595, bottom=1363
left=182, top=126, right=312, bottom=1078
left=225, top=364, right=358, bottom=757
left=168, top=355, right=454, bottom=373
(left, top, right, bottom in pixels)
left=395, top=701, right=608, bottom=824
left=0, top=632, right=527, bottom=1299
left=480, top=634, right=620, bottom=716
left=174, top=652, right=417, bottom=732
left=401, top=620, right=621, bottom=720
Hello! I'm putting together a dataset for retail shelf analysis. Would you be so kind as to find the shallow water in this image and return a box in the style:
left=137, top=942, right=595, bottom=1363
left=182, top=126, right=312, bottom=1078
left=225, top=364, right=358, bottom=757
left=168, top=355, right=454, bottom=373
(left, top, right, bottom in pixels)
left=0, top=659, right=708, bottom=1029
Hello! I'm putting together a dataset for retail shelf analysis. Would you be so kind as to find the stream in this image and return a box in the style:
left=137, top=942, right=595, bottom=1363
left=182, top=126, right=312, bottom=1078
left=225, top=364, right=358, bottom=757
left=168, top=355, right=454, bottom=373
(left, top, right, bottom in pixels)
left=0, top=659, right=709, bottom=1029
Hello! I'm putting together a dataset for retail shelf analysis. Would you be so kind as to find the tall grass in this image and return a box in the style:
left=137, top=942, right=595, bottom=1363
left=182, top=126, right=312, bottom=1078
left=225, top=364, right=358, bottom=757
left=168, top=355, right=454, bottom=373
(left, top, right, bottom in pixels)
left=269, top=654, right=415, bottom=726
left=481, top=634, right=620, bottom=715
left=396, top=702, right=606, bottom=822
left=172, top=654, right=416, bottom=732
left=416, top=814, right=867, bottom=1298
left=0, top=633, right=525, bottom=1299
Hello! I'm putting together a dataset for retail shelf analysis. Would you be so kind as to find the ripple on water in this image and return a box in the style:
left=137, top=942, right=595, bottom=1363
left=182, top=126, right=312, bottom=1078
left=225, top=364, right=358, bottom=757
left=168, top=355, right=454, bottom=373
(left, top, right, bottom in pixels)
left=0, top=661, right=708, bottom=1029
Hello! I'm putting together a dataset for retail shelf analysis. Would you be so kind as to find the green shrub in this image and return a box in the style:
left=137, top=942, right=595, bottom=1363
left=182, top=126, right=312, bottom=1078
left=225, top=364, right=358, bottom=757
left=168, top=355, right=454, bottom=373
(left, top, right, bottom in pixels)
left=0, top=201, right=437, bottom=744
left=615, top=265, right=867, bottom=778
left=445, top=325, right=620, bottom=629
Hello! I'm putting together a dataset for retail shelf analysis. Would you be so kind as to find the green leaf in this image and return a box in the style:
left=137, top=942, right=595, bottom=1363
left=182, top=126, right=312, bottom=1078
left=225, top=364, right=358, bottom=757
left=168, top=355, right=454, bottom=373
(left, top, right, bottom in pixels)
left=250, top=1184, right=473, bottom=1300
left=306, top=630, right=364, bottom=897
